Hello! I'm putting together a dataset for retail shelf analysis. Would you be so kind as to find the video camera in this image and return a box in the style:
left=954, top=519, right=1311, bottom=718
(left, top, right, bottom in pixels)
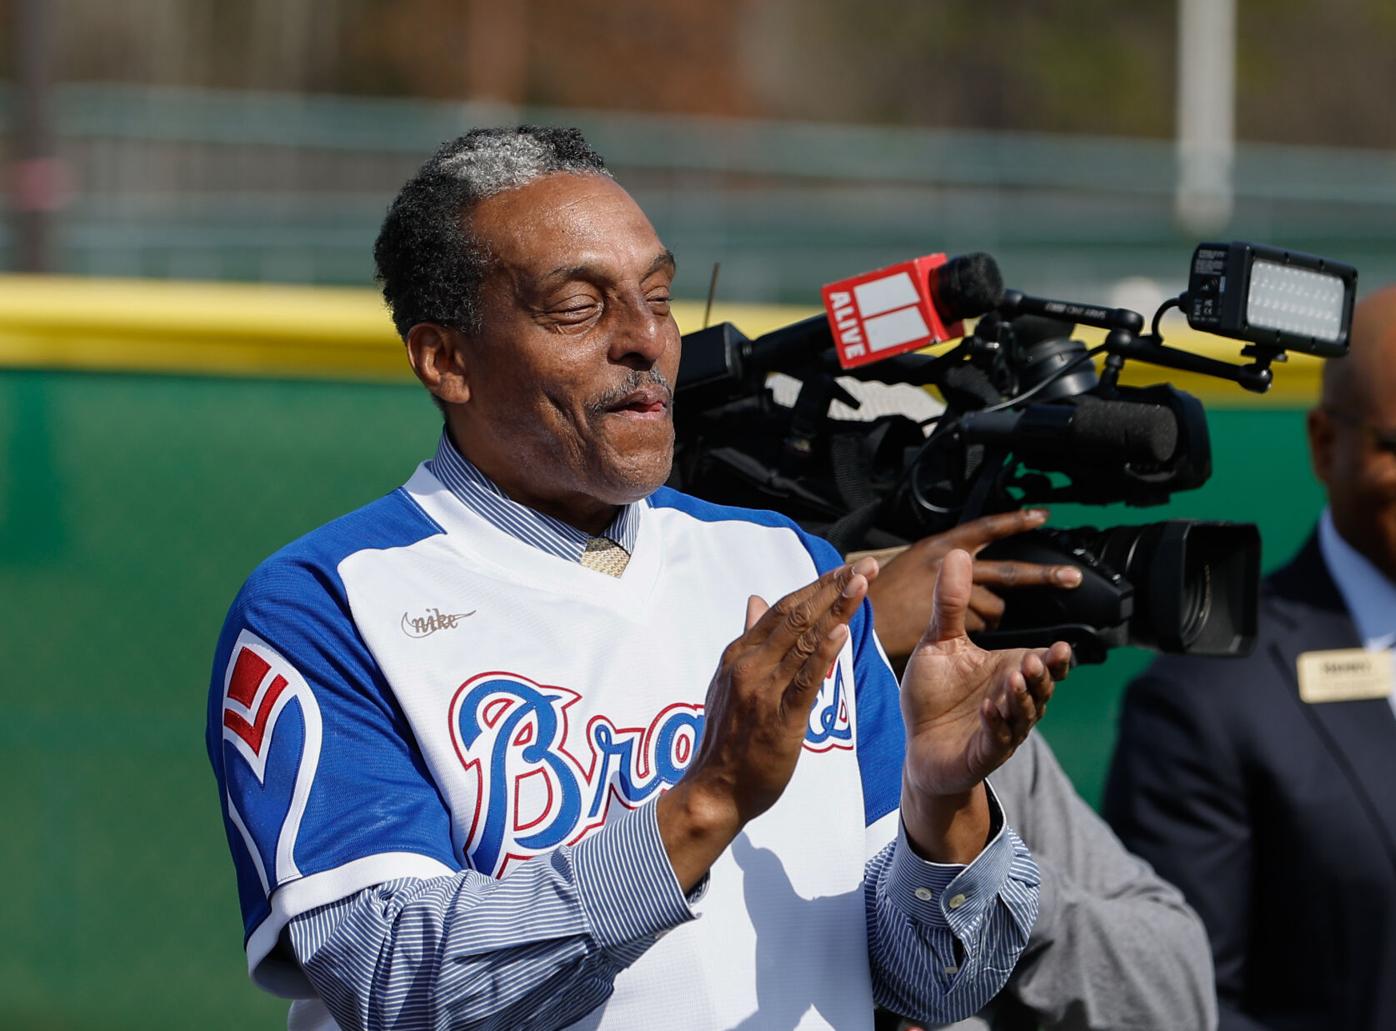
left=670, top=243, right=1357, bottom=662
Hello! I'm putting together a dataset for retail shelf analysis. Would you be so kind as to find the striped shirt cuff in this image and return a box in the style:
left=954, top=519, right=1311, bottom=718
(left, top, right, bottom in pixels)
left=572, top=801, right=697, bottom=950
left=883, top=780, right=1036, bottom=934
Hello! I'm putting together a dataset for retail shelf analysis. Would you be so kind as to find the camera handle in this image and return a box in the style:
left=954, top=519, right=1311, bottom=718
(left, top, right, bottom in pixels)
left=1098, top=330, right=1278, bottom=394
left=1002, top=289, right=1280, bottom=395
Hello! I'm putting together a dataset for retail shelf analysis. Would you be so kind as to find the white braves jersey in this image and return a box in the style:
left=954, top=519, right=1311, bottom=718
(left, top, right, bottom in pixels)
left=209, top=464, right=908, bottom=1029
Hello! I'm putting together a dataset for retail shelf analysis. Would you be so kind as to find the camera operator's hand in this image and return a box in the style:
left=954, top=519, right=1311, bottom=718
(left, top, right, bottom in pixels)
left=898, top=549, right=1072, bottom=863
left=657, top=558, right=877, bottom=891
left=863, top=509, right=1082, bottom=664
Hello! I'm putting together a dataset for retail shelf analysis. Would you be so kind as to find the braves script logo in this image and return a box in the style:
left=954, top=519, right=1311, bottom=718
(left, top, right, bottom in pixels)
left=221, top=629, right=322, bottom=894
left=449, top=663, right=852, bottom=877
left=402, top=607, right=475, bottom=639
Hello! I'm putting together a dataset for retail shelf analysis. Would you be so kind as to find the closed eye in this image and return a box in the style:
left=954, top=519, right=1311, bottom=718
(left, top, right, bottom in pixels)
left=547, top=298, right=603, bottom=326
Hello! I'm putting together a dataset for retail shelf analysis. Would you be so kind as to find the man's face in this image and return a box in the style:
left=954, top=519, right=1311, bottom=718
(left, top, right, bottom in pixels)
left=453, top=173, right=681, bottom=523
left=1309, top=299, right=1396, bottom=580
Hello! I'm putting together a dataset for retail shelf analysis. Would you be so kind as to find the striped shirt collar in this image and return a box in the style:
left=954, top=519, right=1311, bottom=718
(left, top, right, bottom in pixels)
left=426, top=430, right=643, bottom=563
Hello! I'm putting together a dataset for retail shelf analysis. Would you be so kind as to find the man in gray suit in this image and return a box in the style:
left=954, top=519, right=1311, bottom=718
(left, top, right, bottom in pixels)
left=1105, top=286, right=1396, bottom=1030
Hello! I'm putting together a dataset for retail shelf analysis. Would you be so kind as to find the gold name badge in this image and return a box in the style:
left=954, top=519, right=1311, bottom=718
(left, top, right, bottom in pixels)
left=1296, top=648, right=1394, bottom=703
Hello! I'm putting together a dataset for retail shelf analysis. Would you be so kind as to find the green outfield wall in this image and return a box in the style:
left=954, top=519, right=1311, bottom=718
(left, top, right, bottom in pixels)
left=0, top=278, right=1327, bottom=1027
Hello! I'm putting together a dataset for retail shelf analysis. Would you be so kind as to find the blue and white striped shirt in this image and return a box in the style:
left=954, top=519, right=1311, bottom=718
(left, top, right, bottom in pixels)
left=427, top=431, right=642, bottom=561
left=284, top=432, right=1038, bottom=1029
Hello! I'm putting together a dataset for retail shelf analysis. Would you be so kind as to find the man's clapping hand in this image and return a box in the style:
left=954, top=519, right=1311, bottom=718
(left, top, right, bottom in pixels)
left=899, top=549, right=1071, bottom=862
left=657, top=545, right=1071, bottom=886
left=657, top=558, right=877, bottom=890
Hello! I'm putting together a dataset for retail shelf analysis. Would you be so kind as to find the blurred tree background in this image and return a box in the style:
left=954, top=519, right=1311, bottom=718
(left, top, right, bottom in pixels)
left=2, top=0, right=1392, bottom=146
left=6, top=0, right=1395, bottom=299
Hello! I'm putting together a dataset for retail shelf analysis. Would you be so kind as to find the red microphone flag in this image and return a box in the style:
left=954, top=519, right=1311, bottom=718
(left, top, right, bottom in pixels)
left=821, top=254, right=964, bottom=370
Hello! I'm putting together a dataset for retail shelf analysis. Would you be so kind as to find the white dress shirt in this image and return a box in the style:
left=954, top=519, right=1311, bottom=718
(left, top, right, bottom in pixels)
left=1317, top=507, right=1396, bottom=718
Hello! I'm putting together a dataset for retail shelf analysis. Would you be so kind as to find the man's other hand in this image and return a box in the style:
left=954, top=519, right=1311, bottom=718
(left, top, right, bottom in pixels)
left=899, top=549, right=1072, bottom=862
left=658, top=558, right=877, bottom=890
left=864, top=509, right=1082, bottom=663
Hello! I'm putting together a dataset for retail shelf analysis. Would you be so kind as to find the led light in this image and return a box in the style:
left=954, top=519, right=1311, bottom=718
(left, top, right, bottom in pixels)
left=1185, top=242, right=1357, bottom=357
left=1246, top=260, right=1346, bottom=343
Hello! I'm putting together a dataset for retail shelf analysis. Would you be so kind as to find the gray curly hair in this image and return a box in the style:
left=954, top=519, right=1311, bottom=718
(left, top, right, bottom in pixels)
left=373, top=126, right=612, bottom=339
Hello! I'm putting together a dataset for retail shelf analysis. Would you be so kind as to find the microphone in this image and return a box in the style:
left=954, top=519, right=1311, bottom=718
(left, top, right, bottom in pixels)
left=960, top=397, right=1179, bottom=466
left=820, top=252, right=1003, bottom=369
left=676, top=252, right=1003, bottom=397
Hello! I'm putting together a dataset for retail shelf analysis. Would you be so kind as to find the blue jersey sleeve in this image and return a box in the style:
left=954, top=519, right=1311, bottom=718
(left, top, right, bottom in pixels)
left=206, top=494, right=459, bottom=996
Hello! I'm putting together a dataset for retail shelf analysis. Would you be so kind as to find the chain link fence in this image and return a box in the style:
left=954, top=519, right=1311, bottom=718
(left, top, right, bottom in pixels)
left=6, top=82, right=1396, bottom=303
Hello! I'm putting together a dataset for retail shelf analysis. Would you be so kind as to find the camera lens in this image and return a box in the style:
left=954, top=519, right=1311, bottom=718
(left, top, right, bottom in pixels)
left=974, top=519, right=1258, bottom=660
left=1088, top=520, right=1257, bottom=655
left=1183, top=549, right=1217, bottom=644
left=1178, top=553, right=1212, bottom=646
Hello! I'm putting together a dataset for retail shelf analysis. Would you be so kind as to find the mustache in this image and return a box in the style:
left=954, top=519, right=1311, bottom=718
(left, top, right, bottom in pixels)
left=588, top=368, right=675, bottom=413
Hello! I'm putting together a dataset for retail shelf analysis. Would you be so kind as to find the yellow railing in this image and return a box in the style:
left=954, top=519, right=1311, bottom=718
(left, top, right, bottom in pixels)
left=0, top=274, right=1323, bottom=405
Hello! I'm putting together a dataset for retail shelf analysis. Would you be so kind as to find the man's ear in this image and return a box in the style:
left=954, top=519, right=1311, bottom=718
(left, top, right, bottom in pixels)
left=406, top=323, right=471, bottom=405
left=1307, top=406, right=1335, bottom=487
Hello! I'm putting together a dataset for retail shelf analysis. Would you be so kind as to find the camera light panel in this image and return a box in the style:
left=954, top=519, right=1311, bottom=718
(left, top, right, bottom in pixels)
left=1245, top=260, right=1346, bottom=344
left=1185, top=241, right=1356, bottom=357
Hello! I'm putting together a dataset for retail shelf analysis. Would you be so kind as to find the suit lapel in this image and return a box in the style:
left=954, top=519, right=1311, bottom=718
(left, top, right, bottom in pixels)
left=1268, top=535, right=1396, bottom=870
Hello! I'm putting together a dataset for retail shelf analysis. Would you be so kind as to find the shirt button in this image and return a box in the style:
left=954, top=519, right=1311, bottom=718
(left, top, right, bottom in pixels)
left=948, top=893, right=967, bottom=909
left=914, top=887, right=933, bottom=901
